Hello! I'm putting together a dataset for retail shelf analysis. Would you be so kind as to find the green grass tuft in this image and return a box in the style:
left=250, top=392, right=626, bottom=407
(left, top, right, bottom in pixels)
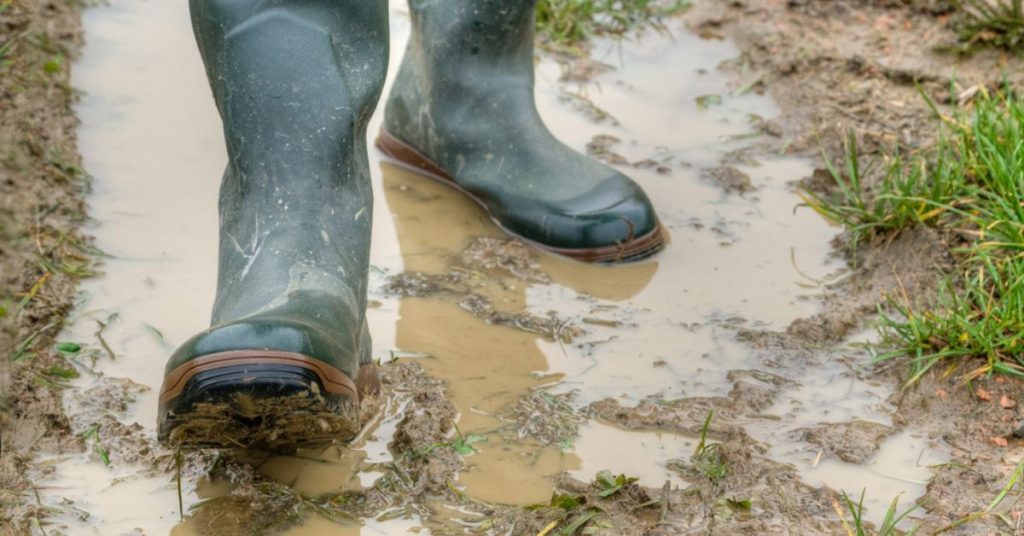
left=691, top=411, right=729, bottom=480
left=951, top=0, right=1024, bottom=52
left=801, top=131, right=969, bottom=253
left=804, top=87, right=1024, bottom=382
left=535, top=0, right=690, bottom=48
left=835, top=489, right=919, bottom=535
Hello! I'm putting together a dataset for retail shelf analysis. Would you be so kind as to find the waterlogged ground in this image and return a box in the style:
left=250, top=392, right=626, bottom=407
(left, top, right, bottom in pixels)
left=30, top=0, right=960, bottom=534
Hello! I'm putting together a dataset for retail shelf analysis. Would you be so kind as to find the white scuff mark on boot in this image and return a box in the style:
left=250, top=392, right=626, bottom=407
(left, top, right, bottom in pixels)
left=226, top=232, right=246, bottom=257
left=228, top=217, right=262, bottom=257
left=237, top=238, right=266, bottom=281
left=354, top=207, right=366, bottom=221
left=321, top=229, right=330, bottom=243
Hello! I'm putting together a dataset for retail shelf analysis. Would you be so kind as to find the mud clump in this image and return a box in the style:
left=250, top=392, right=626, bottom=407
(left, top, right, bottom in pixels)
left=798, top=420, right=895, bottom=464
left=188, top=456, right=307, bottom=535
left=459, top=293, right=582, bottom=342
left=72, top=376, right=150, bottom=416
left=586, top=134, right=630, bottom=166
left=590, top=370, right=792, bottom=436
left=458, top=236, right=549, bottom=283
left=385, top=361, right=462, bottom=496
left=585, top=134, right=672, bottom=174
left=381, top=270, right=468, bottom=298
left=184, top=361, right=464, bottom=535
left=703, top=165, right=756, bottom=194
left=164, top=394, right=364, bottom=452
left=572, top=396, right=845, bottom=534
left=500, top=390, right=592, bottom=447
left=383, top=237, right=583, bottom=342
left=82, top=415, right=166, bottom=466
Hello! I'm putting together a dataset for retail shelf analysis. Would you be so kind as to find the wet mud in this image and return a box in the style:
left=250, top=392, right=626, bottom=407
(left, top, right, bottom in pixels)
left=0, top=0, right=90, bottom=531
left=689, top=0, right=1024, bottom=532
left=4, top=0, right=1024, bottom=534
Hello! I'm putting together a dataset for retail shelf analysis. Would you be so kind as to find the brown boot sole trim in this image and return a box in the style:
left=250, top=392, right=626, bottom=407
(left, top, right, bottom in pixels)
left=159, top=350, right=375, bottom=403
left=375, top=129, right=666, bottom=263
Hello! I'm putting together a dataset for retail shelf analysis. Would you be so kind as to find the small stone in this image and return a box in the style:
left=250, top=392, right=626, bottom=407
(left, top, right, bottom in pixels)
left=991, top=437, right=1009, bottom=448
left=976, top=387, right=992, bottom=402
left=1001, top=395, right=1017, bottom=409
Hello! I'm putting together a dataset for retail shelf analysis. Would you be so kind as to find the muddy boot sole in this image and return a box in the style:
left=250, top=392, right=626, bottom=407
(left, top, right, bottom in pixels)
left=158, top=351, right=378, bottom=451
left=375, top=129, right=666, bottom=263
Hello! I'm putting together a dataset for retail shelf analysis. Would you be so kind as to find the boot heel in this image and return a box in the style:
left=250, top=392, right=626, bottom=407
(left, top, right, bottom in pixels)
left=158, top=355, right=370, bottom=451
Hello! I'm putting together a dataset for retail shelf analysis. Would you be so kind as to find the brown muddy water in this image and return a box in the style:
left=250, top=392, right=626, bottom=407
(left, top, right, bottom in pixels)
left=34, top=0, right=948, bottom=533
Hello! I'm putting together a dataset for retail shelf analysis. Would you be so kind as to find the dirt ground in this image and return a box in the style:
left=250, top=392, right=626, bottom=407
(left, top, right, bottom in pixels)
left=690, top=0, right=1024, bottom=532
left=0, top=0, right=91, bottom=532
left=6, top=0, right=1024, bottom=534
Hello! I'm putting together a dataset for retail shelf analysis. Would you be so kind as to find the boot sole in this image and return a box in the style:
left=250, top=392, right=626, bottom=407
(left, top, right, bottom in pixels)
left=375, top=129, right=666, bottom=263
left=158, top=351, right=379, bottom=451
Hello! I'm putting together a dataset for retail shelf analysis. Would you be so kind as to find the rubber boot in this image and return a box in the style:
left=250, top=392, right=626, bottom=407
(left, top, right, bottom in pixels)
left=157, top=0, right=388, bottom=450
left=378, top=0, right=665, bottom=263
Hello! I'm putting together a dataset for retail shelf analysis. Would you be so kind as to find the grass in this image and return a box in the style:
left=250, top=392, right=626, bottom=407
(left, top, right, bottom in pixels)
left=951, top=0, right=1024, bottom=52
left=803, top=86, right=1024, bottom=382
left=535, top=0, right=690, bottom=48
left=834, top=489, right=919, bottom=535
left=418, top=426, right=487, bottom=457
left=594, top=470, right=638, bottom=497
left=666, top=411, right=729, bottom=481
left=686, top=411, right=729, bottom=480
left=80, top=423, right=111, bottom=466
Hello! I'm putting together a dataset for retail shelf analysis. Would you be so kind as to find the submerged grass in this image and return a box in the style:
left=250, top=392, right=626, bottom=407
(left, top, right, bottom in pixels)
left=803, top=87, right=1024, bottom=382
left=535, top=0, right=690, bottom=48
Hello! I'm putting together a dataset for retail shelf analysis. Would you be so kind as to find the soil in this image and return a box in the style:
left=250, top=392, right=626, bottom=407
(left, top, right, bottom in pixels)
left=0, top=0, right=91, bottom=531
left=685, top=0, right=1024, bottom=532
left=799, top=420, right=897, bottom=464
left=703, top=165, right=756, bottom=195
left=6, top=0, right=1024, bottom=534
left=382, top=237, right=583, bottom=342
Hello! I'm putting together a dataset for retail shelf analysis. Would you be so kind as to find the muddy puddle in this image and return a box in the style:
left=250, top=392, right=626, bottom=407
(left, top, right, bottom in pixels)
left=35, top=0, right=948, bottom=533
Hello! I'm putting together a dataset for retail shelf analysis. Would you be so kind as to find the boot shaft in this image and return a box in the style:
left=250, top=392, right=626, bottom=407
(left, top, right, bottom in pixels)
left=406, top=0, right=539, bottom=62
left=187, top=0, right=389, bottom=324
left=190, top=0, right=389, bottom=173
left=387, top=0, right=544, bottom=162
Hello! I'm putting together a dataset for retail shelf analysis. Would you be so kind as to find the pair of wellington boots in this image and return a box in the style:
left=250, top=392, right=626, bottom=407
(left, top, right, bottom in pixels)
left=158, top=0, right=665, bottom=450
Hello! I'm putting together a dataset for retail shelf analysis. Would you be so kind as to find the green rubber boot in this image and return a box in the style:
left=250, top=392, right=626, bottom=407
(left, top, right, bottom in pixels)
left=157, top=0, right=389, bottom=450
left=378, top=0, right=665, bottom=263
